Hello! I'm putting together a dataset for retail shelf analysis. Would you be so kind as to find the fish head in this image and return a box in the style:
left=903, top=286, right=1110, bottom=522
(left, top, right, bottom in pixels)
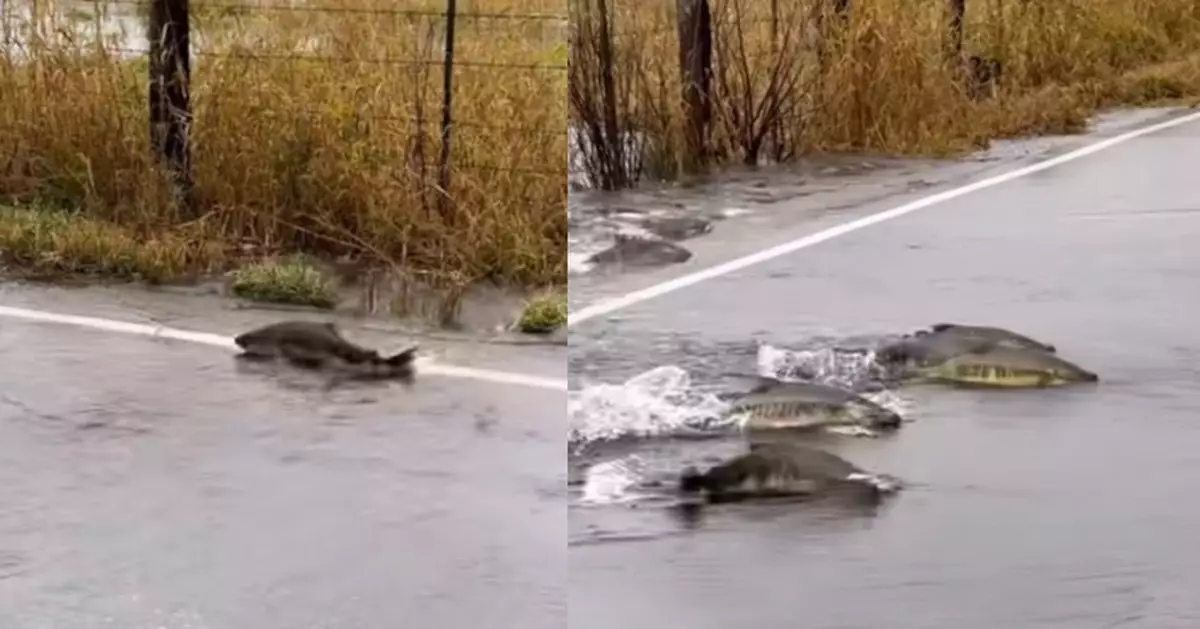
left=233, top=329, right=281, bottom=357
left=1042, top=356, right=1099, bottom=384
left=857, top=402, right=904, bottom=430
left=232, top=329, right=260, bottom=349
left=678, top=466, right=709, bottom=495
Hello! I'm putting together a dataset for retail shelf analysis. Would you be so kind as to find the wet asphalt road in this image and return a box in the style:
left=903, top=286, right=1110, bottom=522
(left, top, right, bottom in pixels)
left=569, top=110, right=1200, bottom=628
left=0, top=286, right=565, bottom=628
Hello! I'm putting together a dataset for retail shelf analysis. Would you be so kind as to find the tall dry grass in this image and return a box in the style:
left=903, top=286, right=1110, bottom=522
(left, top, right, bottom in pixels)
left=570, top=0, right=1200, bottom=186
left=0, top=0, right=567, bottom=287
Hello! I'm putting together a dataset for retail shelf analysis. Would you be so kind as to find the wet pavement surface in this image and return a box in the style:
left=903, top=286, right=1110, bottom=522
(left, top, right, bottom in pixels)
left=0, top=285, right=565, bottom=628
left=568, top=108, right=1200, bottom=628
left=567, top=107, right=1185, bottom=308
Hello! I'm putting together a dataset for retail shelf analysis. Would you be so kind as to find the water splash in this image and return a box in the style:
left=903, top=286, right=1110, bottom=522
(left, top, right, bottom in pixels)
left=567, top=341, right=915, bottom=450
left=567, top=341, right=916, bottom=506
left=568, top=249, right=600, bottom=275
left=568, top=366, right=733, bottom=445
left=756, top=342, right=880, bottom=389
left=756, top=343, right=913, bottom=418
left=566, top=217, right=686, bottom=276
left=577, top=455, right=650, bottom=505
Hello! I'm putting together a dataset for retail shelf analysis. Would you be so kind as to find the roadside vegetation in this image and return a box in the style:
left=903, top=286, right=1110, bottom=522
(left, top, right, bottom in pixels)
left=0, top=204, right=225, bottom=282
left=0, top=0, right=566, bottom=320
left=516, top=290, right=567, bottom=334
left=570, top=0, right=1200, bottom=187
left=230, top=258, right=338, bottom=309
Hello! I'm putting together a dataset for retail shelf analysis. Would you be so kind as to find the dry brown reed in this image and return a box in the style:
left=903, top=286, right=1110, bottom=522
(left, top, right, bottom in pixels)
left=570, top=0, right=1200, bottom=186
left=0, top=0, right=567, bottom=287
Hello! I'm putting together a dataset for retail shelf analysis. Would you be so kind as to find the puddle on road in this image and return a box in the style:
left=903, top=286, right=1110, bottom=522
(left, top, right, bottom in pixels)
left=0, top=316, right=564, bottom=628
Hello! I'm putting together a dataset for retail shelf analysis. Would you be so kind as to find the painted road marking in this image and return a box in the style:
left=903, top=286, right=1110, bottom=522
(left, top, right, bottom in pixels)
left=0, top=305, right=567, bottom=392
left=568, top=109, right=1200, bottom=327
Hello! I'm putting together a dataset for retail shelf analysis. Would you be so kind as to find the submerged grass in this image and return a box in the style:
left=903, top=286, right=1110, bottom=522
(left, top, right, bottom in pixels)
left=570, top=0, right=1200, bottom=185
left=230, top=258, right=338, bottom=309
left=0, top=0, right=567, bottom=289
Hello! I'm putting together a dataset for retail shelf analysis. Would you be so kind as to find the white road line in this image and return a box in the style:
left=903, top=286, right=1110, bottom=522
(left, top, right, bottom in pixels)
left=0, top=305, right=567, bottom=392
left=568, top=109, right=1200, bottom=327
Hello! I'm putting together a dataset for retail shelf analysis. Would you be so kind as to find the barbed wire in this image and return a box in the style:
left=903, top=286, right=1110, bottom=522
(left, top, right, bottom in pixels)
left=293, top=111, right=567, bottom=140
left=96, top=0, right=566, bottom=22
left=112, top=47, right=565, bottom=71
left=32, top=2, right=569, bottom=178
left=453, top=161, right=564, bottom=176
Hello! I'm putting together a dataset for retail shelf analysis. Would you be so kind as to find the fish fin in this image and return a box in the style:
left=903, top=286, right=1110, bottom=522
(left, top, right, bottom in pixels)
left=965, top=340, right=1000, bottom=354
left=750, top=375, right=786, bottom=392
left=719, top=372, right=781, bottom=393
left=383, top=345, right=419, bottom=366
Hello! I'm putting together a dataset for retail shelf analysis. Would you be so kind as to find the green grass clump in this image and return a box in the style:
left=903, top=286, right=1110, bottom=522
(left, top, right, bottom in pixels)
left=517, top=290, right=567, bottom=334
left=230, top=259, right=338, bottom=309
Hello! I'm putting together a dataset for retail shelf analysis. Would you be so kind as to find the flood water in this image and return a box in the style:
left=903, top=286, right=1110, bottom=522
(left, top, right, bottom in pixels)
left=0, top=283, right=565, bottom=628
left=568, top=110, right=1200, bottom=628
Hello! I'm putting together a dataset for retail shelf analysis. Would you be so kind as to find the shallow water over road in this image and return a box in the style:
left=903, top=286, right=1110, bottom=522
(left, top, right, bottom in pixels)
left=569, top=110, right=1200, bottom=628
left=0, top=286, right=565, bottom=628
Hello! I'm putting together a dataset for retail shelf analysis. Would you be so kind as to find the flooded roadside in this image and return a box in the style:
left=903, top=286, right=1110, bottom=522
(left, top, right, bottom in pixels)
left=567, top=107, right=1188, bottom=301
left=0, top=276, right=565, bottom=627
left=568, top=110, right=1200, bottom=628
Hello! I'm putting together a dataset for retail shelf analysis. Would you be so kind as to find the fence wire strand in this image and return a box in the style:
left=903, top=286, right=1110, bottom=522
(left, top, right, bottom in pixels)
left=97, top=0, right=566, bottom=21
left=112, top=47, right=566, bottom=71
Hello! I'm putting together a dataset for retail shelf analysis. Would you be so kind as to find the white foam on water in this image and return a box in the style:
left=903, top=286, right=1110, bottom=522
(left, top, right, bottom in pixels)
left=577, top=455, right=650, bottom=506
left=756, top=342, right=914, bottom=418
left=568, top=250, right=598, bottom=275
left=566, top=341, right=919, bottom=503
left=847, top=472, right=903, bottom=493
left=567, top=342, right=915, bottom=448
left=568, top=365, right=733, bottom=444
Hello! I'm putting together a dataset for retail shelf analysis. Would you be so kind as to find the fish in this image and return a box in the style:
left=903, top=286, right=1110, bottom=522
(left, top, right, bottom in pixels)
left=874, top=323, right=1059, bottom=381
left=915, top=344, right=1099, bottom=388
left=920, top=323, right=1057, bottom=353
left=678, top=440, right=902, bottom=504
left=233, top=320, right=418, bottom=380
left=726, top=376, right=904, bottom=435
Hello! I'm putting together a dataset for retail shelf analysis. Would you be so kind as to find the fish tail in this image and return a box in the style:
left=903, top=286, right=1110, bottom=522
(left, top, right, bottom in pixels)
left=381, top=346, right=419, bottom=367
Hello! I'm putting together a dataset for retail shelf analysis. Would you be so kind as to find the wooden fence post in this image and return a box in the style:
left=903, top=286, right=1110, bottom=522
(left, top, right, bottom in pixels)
left=949, top=0, right=966, bottom=61
left=676, top=0, right=712, bottom=171
left=594, top=0, right=624, bottom=187
left=437, top=0, right=458, bottom=221
left=148, top=0, right=193, bottom=214
left=816, top=0, right=851, bottom=71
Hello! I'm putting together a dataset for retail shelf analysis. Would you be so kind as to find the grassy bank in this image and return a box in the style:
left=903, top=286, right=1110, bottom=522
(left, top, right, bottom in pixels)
left=569, top=0, right=1200, bottom=185
left=0, top=0, right=567, bottom=293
